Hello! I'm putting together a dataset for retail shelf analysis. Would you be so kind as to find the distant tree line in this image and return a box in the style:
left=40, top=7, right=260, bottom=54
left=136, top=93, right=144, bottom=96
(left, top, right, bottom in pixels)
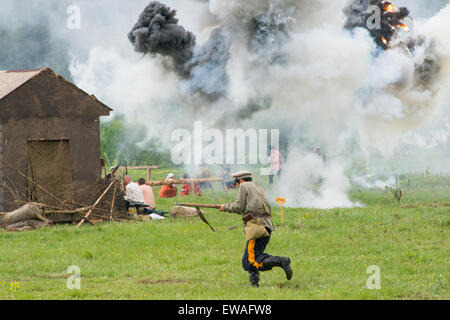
left=100, top=115, right=175, bottom=168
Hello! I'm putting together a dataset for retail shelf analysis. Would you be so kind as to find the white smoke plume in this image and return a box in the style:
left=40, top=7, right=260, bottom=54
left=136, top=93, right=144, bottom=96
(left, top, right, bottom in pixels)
left=352, top=175, right=396, bottom=190
left=66, top=0, right=450, bottom=208
left=272, top=150, right=363, bottom=209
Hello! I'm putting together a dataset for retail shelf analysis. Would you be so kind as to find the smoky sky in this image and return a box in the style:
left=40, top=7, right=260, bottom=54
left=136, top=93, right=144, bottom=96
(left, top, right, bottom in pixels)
left=0, top=1, right=71, bottom=78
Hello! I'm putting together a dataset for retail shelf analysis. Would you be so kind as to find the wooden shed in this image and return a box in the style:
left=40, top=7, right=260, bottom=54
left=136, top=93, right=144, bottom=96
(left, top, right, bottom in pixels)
left=0, top=67, right=111, bottom=212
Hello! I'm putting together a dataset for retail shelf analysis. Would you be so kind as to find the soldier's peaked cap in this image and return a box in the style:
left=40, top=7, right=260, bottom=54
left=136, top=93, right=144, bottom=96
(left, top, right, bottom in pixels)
left=232, top=171, right=252, bottom=180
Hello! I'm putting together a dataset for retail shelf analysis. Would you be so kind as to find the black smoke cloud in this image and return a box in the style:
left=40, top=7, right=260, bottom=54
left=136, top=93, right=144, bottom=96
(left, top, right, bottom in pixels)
left=128, top=1, right=196, bottom=76
left=344, top=0, right=410, bottom=49
left=128, top=1, right=232, bottom=100
left=248, top=10, right=290, bottom=65
left=129, top=1, right=233, bottom=102
left=181, top=28, right=231, bottom=98
left=344, top=0, right=440, bottom=89
left=128, top=1, right=293, bottom=112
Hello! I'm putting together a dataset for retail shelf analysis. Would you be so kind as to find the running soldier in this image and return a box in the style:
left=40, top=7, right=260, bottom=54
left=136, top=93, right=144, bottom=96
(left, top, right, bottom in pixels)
left=219, top=171, right=293, bottom=287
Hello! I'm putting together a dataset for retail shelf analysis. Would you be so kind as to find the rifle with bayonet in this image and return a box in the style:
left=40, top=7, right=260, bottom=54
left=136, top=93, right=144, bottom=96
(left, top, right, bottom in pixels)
left=176, top=202, right=221, bottom=209
left=175, top=202, right=238, bottom=232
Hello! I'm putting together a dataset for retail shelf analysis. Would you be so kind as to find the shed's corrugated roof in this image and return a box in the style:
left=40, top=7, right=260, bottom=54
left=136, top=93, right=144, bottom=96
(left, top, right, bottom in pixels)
left=0, top=68, right=45, bottom=100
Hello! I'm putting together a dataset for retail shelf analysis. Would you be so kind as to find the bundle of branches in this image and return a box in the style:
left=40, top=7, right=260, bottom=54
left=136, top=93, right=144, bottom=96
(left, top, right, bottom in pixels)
left=11, top=177, right=130, bottom=227
left=84, top=177, right=130, bottom=222
left=1, top=145, right=131, bottom=228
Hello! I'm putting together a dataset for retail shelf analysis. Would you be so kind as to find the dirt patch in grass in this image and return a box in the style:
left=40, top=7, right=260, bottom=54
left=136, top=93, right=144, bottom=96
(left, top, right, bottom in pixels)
left=400, top=203, right=450, bottom=209
left=406, top=293, right=442, bottom=300
left=46, top=273, right=70, bottom=279
left=432, top=203, right=450, bottom=208
left=400, top=204, right=418, bottom=208
left=275, top=283, right=301, bottom=289
left=138, top=279, right=188, bottom=285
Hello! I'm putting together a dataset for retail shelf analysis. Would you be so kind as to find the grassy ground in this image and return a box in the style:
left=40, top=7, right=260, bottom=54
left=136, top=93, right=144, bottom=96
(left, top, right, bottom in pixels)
left=0, top=170, right=449, bottom=300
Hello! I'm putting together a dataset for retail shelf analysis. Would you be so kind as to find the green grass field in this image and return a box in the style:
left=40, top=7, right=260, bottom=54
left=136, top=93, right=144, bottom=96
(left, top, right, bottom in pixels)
left=0, top=169, right=449, bottom=300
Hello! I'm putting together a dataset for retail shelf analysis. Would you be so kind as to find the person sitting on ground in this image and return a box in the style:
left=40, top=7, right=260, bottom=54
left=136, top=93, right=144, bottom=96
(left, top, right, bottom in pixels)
left=180, top=173, right=202, bottom=197
left=123, top=175, right=144, bottom=210
left=158, top=173, right=178, bottom=198
left=138, top=178, right=168, bottom=217
left=138, top=178, right=156, bottom=211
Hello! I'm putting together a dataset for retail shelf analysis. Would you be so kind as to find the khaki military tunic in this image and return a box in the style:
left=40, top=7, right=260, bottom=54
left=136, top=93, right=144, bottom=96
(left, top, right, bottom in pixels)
left=224, top=182, right=275, bottom=232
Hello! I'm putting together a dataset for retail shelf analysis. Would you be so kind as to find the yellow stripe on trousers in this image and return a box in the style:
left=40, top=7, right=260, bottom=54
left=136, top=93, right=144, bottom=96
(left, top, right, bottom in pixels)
left=248, top=240, right=263, bottom=269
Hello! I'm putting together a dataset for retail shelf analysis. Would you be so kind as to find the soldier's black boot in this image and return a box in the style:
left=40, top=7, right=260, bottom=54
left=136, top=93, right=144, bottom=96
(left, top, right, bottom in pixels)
left=279, top=257, right=293, bottom=280
left=262, top=256, right=293, bottom=280
left=249, top=272, right=260, bottom=287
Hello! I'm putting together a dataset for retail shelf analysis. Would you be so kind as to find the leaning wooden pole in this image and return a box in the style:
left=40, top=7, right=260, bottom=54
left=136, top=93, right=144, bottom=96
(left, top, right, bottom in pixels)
left=110, top=182, right=118, bottom=221
left=77, top=180, right=115, bottom=228
left=14, top=168, right=71, bottom=209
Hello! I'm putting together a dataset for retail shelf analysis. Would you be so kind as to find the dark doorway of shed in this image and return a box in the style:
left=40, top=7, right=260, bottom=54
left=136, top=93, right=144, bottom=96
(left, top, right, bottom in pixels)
left=27, top=139, right=74, bottom=206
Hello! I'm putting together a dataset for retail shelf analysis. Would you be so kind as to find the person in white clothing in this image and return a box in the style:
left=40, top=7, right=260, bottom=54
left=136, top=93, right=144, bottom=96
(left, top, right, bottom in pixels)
left=123, top=175, right=144, bottom=210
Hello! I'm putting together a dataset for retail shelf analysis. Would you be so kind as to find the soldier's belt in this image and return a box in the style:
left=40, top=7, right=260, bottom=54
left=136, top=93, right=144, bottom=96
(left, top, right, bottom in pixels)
left=242, top=212, right=270, bottom=224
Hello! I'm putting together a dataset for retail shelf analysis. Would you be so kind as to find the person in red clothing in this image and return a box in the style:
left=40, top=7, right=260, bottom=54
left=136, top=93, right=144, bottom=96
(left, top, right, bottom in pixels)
left=158, top=173, right=178, bottom=198
left=180, top=173, right=202, bottom=197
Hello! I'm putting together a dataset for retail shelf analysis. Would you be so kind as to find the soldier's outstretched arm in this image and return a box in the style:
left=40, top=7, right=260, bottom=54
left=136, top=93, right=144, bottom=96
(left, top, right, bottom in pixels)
left=223, top=185, right=247, bottom=214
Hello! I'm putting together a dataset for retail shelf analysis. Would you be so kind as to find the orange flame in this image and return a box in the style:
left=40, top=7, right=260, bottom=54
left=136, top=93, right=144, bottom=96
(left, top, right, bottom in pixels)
left=384, top=3, right=396, bottom=12
left=397, top=23, right=410, bottom=32
left=381, top=36, right=388, bottom=45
